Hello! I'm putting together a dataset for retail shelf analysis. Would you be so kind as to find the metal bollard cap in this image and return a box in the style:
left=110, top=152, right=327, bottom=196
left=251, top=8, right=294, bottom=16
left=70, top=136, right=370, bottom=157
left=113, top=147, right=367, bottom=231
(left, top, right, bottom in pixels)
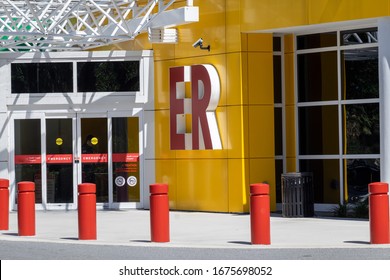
left=250, top=183, right=269, bottom=195
left=150, top=183, right=168, bottom=194
left=17, top=181, right=35, bottom=192
left=78, top=183, right=96, bottom=194
left=369, top=182, right=389, bottom=195
left=0, top=178, right=9, bottom=189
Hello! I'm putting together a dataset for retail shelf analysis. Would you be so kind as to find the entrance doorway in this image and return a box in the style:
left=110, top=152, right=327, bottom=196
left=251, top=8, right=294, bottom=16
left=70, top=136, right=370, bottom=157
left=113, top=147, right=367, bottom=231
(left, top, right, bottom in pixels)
left=11, top=112, right=142, bottom=210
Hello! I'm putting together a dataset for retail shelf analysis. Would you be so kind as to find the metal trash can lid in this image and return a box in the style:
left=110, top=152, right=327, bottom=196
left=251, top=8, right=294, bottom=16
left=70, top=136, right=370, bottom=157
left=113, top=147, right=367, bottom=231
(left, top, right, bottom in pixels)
left=282, top=172, right=312, bottom=177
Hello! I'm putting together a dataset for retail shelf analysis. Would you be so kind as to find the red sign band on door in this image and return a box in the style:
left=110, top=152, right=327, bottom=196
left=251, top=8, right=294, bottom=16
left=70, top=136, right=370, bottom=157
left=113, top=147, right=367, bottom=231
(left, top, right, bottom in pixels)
left=15, top=155, right=42, bottom=164
left=47, top=154, right=73, bottom=164
left=15, top=154, right=73, bottom=164
left=82, top=153, right=139, bottom=163
left=15, top=153, right=139, bottom=164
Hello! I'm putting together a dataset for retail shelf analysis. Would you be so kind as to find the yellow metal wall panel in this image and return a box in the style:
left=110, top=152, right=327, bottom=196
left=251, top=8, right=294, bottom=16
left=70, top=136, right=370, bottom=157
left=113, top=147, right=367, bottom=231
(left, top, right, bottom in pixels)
left=154, top=60, right=174, bottom=110
left=227, top=105, right=248, bottom=159
left=228, top=158, right=250, bottom=212
left=226, top=0, right=242, bottom=53
left=154, top=109, right=175, bottom=159
left=240, top=0, right=308, bottom=31
left=155, top=159, right=177, bottom=209
left=176, top=159, right=229, bottom=212
left=248, top=105, right=275, bottom=158
left=249, top=158, right=276, bottom=211
left=308, top=0, right=389, bottom=24
left=247, top=33, right=273, bottom=52
left=226, top=53, right=243, bottom=106
left=248, top=53, right=274, bottom=105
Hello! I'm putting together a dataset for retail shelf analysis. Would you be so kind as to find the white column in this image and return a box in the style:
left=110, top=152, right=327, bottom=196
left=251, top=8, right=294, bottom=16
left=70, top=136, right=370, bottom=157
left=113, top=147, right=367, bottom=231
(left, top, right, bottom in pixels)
left=379, top=18, right=390, bottom=183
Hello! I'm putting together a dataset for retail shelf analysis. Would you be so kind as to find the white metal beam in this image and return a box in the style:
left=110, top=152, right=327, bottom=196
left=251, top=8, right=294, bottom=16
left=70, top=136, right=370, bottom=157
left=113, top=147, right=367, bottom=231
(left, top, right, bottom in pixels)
left=0, top=0, right=199, bottom=52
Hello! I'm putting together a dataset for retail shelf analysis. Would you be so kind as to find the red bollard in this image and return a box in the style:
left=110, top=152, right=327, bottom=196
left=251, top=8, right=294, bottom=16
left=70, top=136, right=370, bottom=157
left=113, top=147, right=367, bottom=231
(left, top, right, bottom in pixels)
left=150, top=183, right=169, bottom=242
left=0, top=179, right=9, bottom=230
left=369, top=182, right=390, bottom=244
left=78, top=183, right=96, bottom=240
left=17, top=181, right=35, bottom=236
left=250, top=183, right=271, bottom=245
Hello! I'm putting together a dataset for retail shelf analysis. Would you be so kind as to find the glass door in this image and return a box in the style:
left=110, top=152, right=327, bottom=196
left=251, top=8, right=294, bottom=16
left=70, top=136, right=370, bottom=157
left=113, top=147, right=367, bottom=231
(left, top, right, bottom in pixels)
left=14, top=118, right=43, bottom=205
left=112, top=116, right=140, bottom=204
left=78, top=116, right=109, bottom=204
left=45, top=118, right=76, bottom=208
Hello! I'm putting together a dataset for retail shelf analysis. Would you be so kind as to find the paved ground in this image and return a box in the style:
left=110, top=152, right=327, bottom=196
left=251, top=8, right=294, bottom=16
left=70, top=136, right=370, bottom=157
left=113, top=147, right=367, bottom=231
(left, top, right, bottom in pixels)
left=0, top=209, right=385, bottom=249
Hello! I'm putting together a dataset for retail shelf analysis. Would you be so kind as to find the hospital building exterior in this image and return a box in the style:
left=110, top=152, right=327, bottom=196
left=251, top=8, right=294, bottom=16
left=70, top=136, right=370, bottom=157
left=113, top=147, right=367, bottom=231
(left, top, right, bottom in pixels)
left=0, top=0, right=389, bottom=213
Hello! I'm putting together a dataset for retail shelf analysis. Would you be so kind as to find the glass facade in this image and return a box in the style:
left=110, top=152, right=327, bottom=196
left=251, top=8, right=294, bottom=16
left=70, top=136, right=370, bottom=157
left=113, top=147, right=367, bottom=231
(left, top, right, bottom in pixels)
left=11, top=63, right=73, bottom=93
left=77, top=61, right=140, bottom=92
left=296, top=28, right=380, bottom=204
left=11, top=61, right=140, bottom=94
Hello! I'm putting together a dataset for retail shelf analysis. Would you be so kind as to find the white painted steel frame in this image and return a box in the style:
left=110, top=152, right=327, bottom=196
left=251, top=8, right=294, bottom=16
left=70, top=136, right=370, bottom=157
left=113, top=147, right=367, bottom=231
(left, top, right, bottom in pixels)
left=0, top=0, right=198, bottom=51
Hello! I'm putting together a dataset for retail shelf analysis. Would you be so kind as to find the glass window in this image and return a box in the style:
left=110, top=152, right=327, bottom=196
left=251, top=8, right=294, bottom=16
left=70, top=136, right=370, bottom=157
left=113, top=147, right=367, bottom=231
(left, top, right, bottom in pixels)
left=77, top=61, right=140, bottom=92
left=342, top=48, right=378, bottom=99
left=297, top=32, right=337, bottom=50
left=275, top=159, right=283, bottom=203
left=298, top=51, right=338, bottom=102
left=11, top=63, right=73, bottom=93
left=273, top=37, right=281, bottom=52
left=273, top=56, right=282, bottom=103
left=300, top=159, right=340, bottom=204
left=345, top=159, right=379, bottom=202
left=299, top=105, right=339, bottom=155
left=343, top=103, right=380, bottom=154
left=341, top=28, right=378, bottom=46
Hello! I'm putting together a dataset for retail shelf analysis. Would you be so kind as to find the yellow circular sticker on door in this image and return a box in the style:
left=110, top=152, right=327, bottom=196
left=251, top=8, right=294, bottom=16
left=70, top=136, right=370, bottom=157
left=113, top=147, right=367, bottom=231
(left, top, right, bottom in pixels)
left=56, top=138, right=63, bottom=146
left=91, top=137, right=98, bottom=145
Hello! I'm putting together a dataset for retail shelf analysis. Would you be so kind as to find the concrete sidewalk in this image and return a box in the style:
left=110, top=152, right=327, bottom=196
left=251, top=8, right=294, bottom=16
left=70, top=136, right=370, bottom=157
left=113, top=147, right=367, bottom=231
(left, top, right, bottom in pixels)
left=1, top=210, right=386, bottom=249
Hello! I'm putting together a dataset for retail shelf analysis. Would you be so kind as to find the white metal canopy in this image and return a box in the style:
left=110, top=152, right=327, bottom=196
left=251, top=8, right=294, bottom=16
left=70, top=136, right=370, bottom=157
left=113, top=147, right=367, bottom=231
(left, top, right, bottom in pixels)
left=0, top=0, right=198, bottom=52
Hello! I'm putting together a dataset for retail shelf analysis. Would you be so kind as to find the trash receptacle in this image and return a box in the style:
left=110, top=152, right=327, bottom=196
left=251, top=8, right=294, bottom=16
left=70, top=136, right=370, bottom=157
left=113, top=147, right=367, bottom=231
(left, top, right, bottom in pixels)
left=281, top=172, right=314, bottom=217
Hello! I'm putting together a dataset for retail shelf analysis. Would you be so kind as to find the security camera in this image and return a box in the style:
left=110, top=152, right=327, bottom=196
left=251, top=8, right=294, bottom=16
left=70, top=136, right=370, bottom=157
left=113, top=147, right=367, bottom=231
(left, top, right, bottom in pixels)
left=192, top=37, right=210, bottom=51
left=192, top=38, right=203, bottom=48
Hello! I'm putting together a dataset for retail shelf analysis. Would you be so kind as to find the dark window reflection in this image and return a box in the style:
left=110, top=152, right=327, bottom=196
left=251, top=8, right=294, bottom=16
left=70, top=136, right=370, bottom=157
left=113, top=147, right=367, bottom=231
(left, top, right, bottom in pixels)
left=273, top=56, right=282, bottom=103
left=297, top=32, right=337, bottom=50
left=11, top=63, right=73, bottom=93
left=275, top=159, right=283, bottom=203
left=77, top=61, right=140, bottom=92
left=298, top=52, right=338, bottom=102
left=346, top=159, right=380, bottom=202
left=299, top=105, right=339, bottom=155
left=300, top=159, right=340, bottom=204
left=341, top=28, right=378, bottom=46
left=342, top=48, right=378, bottom=99
left=273, top=37, right=281, bottom=52
left=343, top=103, right=379, bottom=154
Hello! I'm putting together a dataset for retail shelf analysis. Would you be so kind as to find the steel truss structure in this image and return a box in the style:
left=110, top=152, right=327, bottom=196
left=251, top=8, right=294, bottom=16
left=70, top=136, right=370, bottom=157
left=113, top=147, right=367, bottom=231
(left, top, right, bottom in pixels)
left=0, top=0, right=198, bottom=52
